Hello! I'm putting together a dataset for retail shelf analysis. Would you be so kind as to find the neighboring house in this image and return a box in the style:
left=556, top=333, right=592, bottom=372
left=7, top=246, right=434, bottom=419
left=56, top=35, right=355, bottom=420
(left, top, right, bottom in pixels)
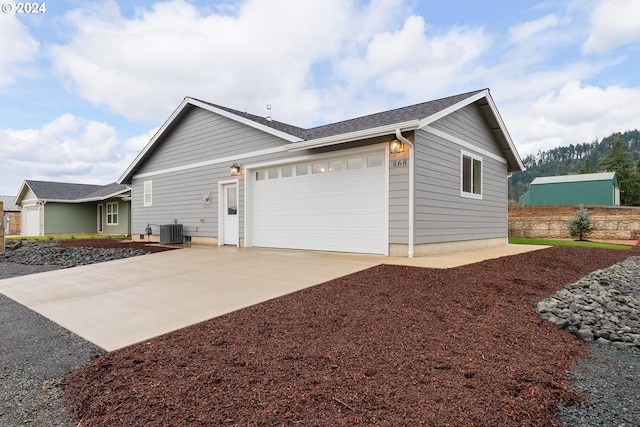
left=518, top=172, right=620, bottom=207
left=1, top=195, right=21, bottom=235
left=119, top=88, right=524, bottom=257
left=14, top=180, right=131, bottom=236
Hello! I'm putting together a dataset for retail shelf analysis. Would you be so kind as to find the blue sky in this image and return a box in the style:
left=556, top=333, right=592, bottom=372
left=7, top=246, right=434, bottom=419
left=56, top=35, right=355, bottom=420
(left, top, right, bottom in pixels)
left=1, top=0, right=639, bottom=195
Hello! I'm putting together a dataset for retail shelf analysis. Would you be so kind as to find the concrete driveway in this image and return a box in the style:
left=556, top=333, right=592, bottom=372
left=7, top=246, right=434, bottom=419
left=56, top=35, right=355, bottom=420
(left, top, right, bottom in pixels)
left=0, top=244, right=545, bottom=351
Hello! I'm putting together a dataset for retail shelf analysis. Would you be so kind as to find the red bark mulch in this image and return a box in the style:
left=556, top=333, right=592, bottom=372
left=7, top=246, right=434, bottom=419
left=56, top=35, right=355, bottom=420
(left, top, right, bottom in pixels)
left=63, top=245, right=639, bottom=426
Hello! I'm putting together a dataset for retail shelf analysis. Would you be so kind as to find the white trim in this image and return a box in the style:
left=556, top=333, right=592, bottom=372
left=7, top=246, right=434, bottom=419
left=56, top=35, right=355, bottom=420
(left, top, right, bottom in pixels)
left=218, top=179, right=240, bottom=247
left=460, top=149, right=483, bottom=200
left=97, top=203, right=104, bottom=233
left=284, top=120, right=420, bottom=152
left=244, top=143, right=389, bottom=254
left=187, top=98, right=304, bottom=143
left=119, top=97, right=302, bottom=183
left=131, top=146, right=286, bottom=180
left=482, top=92, right=525, bottom=171
left=419, top=89, right=488, bottom=128
left=143, top=180, right=153, bottom=207
left=106, top=201, right=118, bottom=225
left=422, top=125, right=507, bottom=165
left=244, top=143, right=386, bottom=171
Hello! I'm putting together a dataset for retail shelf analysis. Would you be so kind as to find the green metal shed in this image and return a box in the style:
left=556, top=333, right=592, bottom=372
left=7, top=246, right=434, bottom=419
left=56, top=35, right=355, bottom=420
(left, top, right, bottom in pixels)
left=519, top=172, right=619, bottom=206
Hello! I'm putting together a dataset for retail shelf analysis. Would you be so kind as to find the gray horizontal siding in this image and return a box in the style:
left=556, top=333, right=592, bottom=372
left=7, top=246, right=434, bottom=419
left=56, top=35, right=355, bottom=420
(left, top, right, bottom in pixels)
left=414, top=104, right=508, bottom=245
left=389, top=153, right=409, bottom=244
left=429, top=102, right=503, bottom=157
left=137, top=106, right=287, bottom=175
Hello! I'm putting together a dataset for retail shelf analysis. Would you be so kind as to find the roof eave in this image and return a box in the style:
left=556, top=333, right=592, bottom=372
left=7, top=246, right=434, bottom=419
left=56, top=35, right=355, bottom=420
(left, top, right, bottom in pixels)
left=284, top=120, right=421, bottom=151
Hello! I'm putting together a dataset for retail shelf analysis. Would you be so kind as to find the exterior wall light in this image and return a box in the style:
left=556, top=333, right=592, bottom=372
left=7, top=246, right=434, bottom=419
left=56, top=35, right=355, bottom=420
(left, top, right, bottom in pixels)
left=389, top=139, right=404, bottom=154
left=230, top=163, right=241, bottom=176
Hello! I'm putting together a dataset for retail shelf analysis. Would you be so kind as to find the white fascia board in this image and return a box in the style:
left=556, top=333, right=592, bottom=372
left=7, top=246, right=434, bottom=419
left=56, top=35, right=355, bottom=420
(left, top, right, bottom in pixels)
left=482, top=92, right=525, bottom=172
left=187, top=98, right=304, bottom=143
left=284, top=120, right=420, bottom=151
left=14, top=181, right=31, bottom=206
left=418, top=89, right=489, bottom=128
left=118, top=97, right=304, bottom=184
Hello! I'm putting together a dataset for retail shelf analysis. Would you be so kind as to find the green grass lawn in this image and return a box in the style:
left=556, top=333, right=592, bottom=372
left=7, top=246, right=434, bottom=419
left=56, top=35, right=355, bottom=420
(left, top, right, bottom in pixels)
left=7, top=234, right=127, bottom=241
left=509, top=237, right=632, bottom=250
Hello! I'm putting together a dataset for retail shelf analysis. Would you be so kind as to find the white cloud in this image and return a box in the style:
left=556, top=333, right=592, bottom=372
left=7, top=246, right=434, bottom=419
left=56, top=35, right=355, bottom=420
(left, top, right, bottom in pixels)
left=507, top=13, right=560, bottom=46
left=0, top=115, right=149, bottom=194
left=0, top=13, right=39, bottom=90
left=514, top=81, right=640, bottom=156
left=583, top=0, right=640, bottom=53
left=49, top=0, right=365, bottom=126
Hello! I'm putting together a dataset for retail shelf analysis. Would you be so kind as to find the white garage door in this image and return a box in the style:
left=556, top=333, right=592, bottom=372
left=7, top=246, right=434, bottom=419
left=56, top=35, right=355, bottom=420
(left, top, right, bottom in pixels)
left=249, top=149, right=387, bottom=255
left=22, top=205, right=40, bottom=236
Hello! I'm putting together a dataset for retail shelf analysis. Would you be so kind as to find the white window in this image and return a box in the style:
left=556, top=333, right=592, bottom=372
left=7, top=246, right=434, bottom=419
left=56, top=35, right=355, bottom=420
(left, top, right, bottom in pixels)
left=106, top=202, right=118, bottom=225
left=461, top=150, right=482, bottom=199
left=367, top=154, right=383, bottom=168
left=347, top=157, right=362, bottom=170
left=329, top=159, right=343, bottom=172
left=268, top=167, right=279, bottom=179
left=281, top=166, right=293, bottom=177
left=296, top=165, right=308, bottom=176
left=256, top=170, right=266, bottom=181
left=143, top=180, right=153, bottom=206
left=312, top=162, right=326, bottom=174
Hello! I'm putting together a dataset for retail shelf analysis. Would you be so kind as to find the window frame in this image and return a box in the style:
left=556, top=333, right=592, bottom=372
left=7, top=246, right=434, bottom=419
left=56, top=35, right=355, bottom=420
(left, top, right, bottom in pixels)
left=460, top=150, right=483, bottom=199
left=106, top=202, right=118, bottom=225
left=143, top=180, right=153, bottom=207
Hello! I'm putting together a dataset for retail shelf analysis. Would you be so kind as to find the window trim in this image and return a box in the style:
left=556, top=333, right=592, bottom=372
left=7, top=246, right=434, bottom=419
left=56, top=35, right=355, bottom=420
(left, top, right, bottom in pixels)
left=143, top=180, right=153, bottom=207
left=106, top=202, right=118, bottom=225
left=460, top=150, right=483, bottom=199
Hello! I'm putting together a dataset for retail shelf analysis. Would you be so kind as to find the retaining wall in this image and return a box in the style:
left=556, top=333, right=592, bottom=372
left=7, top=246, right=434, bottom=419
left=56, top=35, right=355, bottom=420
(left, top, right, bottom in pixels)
left=509, top=214, right=640, bottom=240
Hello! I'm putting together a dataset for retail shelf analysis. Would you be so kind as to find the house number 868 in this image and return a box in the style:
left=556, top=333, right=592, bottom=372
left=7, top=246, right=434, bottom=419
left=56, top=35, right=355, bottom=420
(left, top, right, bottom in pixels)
left=392, top=159, right=408, bottom=168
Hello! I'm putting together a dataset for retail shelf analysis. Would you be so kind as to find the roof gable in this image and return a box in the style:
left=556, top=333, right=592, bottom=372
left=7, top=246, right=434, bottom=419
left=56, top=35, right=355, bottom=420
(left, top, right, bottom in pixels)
left=119, top=88, right=524, bottom=183
left=0, top=195, right=20, bottom=211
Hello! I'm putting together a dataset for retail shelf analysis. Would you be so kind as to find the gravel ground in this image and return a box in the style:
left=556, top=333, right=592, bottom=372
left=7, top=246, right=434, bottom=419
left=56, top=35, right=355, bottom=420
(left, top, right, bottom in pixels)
left=0, top=288, right=104, bottom=427
left=0, top=240, right=174, bottom=427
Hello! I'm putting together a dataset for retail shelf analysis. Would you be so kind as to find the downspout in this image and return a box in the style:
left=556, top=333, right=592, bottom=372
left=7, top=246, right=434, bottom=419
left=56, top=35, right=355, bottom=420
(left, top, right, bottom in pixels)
left=395, top=129, right=414, bottom=257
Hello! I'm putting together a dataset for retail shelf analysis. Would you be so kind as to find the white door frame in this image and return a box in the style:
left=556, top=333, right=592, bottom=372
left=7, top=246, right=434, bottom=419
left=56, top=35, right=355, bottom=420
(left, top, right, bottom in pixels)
left=218, top=179, right=239, bottom=246
left=97, top=203, right=104, bottom=233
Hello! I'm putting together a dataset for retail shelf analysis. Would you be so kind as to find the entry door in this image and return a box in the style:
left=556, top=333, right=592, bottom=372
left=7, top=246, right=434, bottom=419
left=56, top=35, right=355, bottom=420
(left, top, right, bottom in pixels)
left=97, top=204, right=104, bottom=233
left=222, top=183, right=239, bottom=245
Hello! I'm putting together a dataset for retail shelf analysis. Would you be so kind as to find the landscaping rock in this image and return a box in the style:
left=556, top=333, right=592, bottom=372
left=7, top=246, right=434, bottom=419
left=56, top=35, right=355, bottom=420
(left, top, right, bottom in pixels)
left=537, top=256, right=640, bottom=348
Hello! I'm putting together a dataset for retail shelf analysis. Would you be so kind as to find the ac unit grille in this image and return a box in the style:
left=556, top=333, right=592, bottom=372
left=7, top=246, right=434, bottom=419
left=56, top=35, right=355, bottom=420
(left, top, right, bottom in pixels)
left=159, top=224, right=183, bottom=244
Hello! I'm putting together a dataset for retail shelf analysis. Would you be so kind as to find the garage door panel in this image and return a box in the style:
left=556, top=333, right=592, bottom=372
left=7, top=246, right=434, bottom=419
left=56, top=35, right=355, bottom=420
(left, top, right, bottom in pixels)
left=251, top=149, right=387, bottom=254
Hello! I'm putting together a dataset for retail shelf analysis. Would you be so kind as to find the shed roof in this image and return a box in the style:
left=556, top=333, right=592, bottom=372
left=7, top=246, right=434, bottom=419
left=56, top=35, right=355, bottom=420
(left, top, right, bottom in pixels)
left=531, top=172, right=617, bottom=185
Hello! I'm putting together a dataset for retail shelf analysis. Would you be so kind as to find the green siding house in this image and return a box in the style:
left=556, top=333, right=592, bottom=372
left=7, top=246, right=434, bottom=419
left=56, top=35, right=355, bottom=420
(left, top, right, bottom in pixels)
left=14, top=180, right=131, bottom=236
left=519, top=172, right=619, bottom=206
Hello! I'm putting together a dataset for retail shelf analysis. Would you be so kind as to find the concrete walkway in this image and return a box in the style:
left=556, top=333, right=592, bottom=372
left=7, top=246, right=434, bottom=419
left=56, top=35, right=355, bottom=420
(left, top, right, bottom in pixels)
left=0, top=244, right=545, bottom=351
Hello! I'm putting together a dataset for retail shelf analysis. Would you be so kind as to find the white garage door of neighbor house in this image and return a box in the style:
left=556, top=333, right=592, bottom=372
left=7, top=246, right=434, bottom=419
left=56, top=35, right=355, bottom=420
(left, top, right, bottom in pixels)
left=23, top=205, right=40, bottom=236
left=250, top=149, right=387, bottom=255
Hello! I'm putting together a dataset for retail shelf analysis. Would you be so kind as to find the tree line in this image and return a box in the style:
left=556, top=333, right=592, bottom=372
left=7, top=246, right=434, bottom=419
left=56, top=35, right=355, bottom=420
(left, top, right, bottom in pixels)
left=509, top=129, right=640, bottom=205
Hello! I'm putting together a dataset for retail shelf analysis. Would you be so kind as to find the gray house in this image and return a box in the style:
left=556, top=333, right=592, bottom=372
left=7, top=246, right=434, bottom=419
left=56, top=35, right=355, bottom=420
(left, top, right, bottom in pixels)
left=119, top=89, right=524, bottom=256
left=14, top=180, right=131, bottom=236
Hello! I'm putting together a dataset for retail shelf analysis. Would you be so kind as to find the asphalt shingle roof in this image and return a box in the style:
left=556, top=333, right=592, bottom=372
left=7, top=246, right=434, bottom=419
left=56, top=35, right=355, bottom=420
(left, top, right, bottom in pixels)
left=195, top=89, right=485, bottom=141
left=25, top=180, right=128, bottom=202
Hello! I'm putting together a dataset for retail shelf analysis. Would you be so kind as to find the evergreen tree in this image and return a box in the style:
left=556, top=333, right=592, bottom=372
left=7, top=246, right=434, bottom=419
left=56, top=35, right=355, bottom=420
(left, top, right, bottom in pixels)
left=568, top=205, right=594, bottom=241
left=599, top=137, right=637, bottom=204
left=578, top=158, right=595, bottom=174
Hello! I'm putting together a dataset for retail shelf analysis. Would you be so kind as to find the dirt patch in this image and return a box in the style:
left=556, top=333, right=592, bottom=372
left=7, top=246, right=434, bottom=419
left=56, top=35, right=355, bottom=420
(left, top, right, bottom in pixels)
left=62, top=245, right=639, bottom=426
